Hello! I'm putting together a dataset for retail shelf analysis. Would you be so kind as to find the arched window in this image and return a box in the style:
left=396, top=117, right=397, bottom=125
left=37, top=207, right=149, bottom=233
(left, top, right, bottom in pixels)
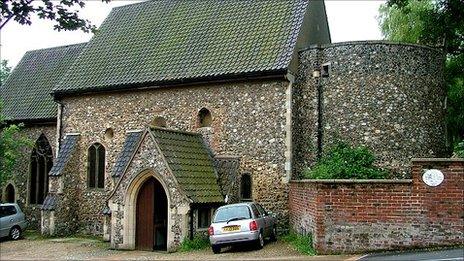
left=151, top=116, right=167, bottom=128
left=240, top=173, right=252, bottom=201
left=5, top=184, right=15, bottom=203
left=198, top=108, right=212, bottom=127
left=88, top=143, right=105, bottom=189
left=29, top=134, right=53, bottom=204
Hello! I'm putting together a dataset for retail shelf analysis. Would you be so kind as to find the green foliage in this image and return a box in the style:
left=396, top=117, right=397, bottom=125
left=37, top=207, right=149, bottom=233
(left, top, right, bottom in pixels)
left=281, top=232, right=315, bottom=255
left=453, top=140, right=464, bottom=158
left=378, top=0, right=433, bottom=44
left=0, top=101, right=33, bottom=187
left=378, top=0, right=464, bottom=148
left=0, top=60, right=11, bottom=86
left=303, top=143, right=388, bottom=179
left=0, top=0, right=111, bottom=32
left=179, top=235, right=210, bottom=252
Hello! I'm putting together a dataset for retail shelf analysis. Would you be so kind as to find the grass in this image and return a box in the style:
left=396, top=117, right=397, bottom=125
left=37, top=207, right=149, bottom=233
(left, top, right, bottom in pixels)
left=281, top=232, right=315, bottom=255
left=178, top=235, right=210, bottom=252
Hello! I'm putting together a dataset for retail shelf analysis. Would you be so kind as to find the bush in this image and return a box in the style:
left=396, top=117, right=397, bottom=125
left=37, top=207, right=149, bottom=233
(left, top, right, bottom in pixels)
left=453, top=140, right=464, bottom=158
left=281, top=232, right=315, bottom=255
left=178, top=235, right=210, bottom=252
left=303, top=142, right=388, bottom=179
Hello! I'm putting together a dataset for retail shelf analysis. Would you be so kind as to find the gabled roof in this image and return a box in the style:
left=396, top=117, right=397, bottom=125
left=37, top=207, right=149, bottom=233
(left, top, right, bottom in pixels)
left=112, top=131, right=143, bottom=178
left=151, top=128, right=223, bottom=203
left=1, top=43, right=85, bottom=122
left=112, top=128, right=223, bottom=203
left=54, top=0, right=309, bottom=95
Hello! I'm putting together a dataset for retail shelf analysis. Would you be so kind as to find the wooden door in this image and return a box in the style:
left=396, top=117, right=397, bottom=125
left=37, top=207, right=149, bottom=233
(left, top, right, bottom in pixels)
left=136, top=178, right=155, bottom=251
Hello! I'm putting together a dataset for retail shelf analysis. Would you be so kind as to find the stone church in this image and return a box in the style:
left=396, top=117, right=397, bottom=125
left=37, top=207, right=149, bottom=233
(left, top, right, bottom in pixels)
left=1, top=0, right=446, bottom=252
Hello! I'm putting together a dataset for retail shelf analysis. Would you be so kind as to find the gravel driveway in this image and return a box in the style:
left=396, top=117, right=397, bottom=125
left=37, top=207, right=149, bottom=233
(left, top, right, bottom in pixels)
left=0, top=235, right=355, bottom=260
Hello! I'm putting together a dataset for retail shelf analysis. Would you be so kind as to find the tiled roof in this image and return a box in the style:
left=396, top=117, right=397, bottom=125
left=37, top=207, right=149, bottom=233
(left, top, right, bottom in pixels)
left=54, top=0, right=308, bottom=94
left=151, top=128, right=224, bottom=203
left=112, top=131, right=143, bottom=177
left=49, top=134, right=80, bottom=176
left=1, top=44, right=85, bottom=121
left=41, top=194, right=57, bottom=211
left=215, top=156, right=241, bottom=195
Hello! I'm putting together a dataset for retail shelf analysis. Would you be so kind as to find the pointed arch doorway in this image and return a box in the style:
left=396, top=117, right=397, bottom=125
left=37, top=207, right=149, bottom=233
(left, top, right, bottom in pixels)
left=136, top=176, right=168, bottom=251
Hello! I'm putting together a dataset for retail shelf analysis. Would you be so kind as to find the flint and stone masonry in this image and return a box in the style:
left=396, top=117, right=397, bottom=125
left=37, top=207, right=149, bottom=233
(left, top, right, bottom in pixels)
left=293, top=41, right=447, bottom=177
left=59, top=80, right=290, bottom=235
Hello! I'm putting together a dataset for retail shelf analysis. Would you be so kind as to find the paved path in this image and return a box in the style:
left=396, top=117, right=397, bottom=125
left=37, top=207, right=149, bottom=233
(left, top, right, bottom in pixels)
left=0, top=236, right=354, bottom=260
left=358, top=248, right=464, bottom=261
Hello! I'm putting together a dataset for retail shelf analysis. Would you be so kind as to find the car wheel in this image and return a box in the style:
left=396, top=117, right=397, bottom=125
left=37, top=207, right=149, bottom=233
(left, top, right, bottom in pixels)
left=256, top=232, right=264, bottom=249
left=9, top=226, right=21, bottom=240
left=270, top=226, right=277, bottom=241
left=212, top=245, right=221, bottom=254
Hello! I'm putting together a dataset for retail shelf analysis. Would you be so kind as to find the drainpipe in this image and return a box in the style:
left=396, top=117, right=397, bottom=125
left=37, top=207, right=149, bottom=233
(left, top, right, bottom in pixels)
left=315, top=48, right=324, bottom=160
left=54, top=100, right=64, bottom=155
left=284, top=73, right=295, bottom=182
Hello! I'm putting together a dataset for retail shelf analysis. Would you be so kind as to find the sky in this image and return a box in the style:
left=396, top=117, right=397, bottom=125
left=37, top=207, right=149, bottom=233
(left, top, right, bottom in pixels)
left=0, top=0, right=386, bottom=68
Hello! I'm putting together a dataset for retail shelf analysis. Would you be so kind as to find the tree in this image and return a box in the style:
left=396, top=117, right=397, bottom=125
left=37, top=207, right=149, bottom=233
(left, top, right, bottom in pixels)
left=378, top=0, right=464, bottom=151
left=1, top=0, right=110, bottom=32
left=0, top=60, right=11, bottom=86
left=0, top=102, right=32, bottom=187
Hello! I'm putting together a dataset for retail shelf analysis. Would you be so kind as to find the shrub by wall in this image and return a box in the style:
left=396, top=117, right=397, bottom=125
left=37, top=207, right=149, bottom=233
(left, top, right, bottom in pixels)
left=289, top=158, right=464, bottom=254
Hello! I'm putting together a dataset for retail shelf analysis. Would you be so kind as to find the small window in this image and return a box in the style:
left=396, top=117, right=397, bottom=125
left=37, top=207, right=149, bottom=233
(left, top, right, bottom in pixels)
left=250, top=204, right=260, bottom=218
left=104, top=128, right=114, bottom=140
left=198, top=108, right=212, bottom=127
left=256, top=204, right=268, bottom=217
left=198, top=208, right=211, bottom=229
left=321, top=62, right=331, bottom=78
left=241, top=173, right=252, bottom=201
left=88, top=143, right=105, bottom=189
left=151, top=116, right=167, bottom=128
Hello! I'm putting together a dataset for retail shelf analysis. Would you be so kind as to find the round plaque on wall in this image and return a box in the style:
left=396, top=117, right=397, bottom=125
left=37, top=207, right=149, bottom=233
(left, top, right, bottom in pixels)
left=422, top=169, right=444, bottom=187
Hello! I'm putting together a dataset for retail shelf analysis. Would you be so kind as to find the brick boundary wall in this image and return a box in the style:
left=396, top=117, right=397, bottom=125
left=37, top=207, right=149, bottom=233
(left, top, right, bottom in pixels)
left=289, top=158, right=464, bottom=254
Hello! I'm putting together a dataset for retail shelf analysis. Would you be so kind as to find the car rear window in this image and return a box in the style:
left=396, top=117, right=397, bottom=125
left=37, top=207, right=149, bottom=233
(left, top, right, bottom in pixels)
left=213, top=205, right=251, bottom=223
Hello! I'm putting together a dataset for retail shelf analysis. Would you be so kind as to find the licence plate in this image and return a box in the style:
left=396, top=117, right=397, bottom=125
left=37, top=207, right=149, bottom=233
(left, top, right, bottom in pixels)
left=222, top=225, right=240, bottom=233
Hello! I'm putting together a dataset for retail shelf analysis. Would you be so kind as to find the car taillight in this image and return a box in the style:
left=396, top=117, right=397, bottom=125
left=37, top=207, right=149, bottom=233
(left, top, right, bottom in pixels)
left=249, top=220, right=258, bottom=231
left=208, top=226, right=214, bottom=236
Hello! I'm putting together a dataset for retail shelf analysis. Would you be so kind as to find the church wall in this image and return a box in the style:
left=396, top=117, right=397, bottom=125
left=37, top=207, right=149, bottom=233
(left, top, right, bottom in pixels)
left=293, top=41, right=447, bottom=178
left=1, top=124, right=57, bottom=230
left=59, top=80, right=290, bottom=234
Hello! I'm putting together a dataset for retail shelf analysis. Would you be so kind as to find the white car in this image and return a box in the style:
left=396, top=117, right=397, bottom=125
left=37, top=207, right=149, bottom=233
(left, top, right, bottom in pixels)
left=208, top=202, right=277, bottom=254
left=0, top=203, right=27, bottom=240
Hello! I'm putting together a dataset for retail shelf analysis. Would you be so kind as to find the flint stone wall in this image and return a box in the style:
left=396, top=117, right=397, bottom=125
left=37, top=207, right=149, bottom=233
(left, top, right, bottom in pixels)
left=109, top=133, right=190, bottom=251
left=293, top=41, right=447, bottom=177
left=60, top=80, right=290, bottom=234
left=0, top=124, right=56, bottom=229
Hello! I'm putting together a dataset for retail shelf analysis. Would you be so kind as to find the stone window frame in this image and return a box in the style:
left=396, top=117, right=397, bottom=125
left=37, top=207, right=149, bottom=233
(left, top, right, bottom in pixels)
left=87, top=142, right=106, bottom=189
left=28, top=133, right=53, bottom=205
left=196, top=207, right=213, bottom=230
left=197, top=108, right=212, bottom=128
left=240, top=173, right=252, bottom=202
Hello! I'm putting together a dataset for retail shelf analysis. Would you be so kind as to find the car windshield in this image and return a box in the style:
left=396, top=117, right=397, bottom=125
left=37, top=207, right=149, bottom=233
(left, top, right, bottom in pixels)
left=213, top=205, right=251, bottom=223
